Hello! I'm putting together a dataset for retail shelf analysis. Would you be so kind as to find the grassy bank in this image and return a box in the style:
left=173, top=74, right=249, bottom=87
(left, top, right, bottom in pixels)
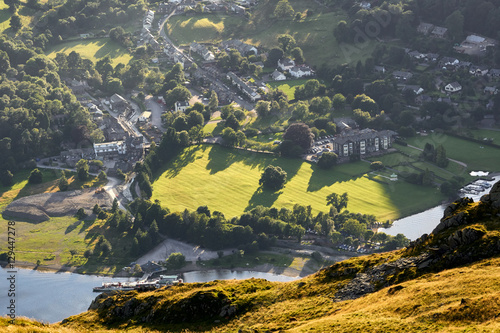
left=46, top=38, right=133, bottom=67
left=151, top=145, right=445, bottom=221
left=405, top=133, right=500, bottom=172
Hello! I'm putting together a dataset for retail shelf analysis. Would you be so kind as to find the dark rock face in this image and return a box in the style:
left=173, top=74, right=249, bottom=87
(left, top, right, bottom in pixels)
left=333, top=254, right=431, bottom=301
left=447, top=227, right=486, bottom=249
left=87, top=289, right=238, bottom=325
left=480, top=180, right=500, bottom=209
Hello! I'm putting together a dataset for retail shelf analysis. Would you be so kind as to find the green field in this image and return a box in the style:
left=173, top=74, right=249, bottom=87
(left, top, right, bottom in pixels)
left=470, top=129, right=500, bottom=144
left=167, top=14, right=241, bottom=44
left=151, top=145, right=445, bottom=221
left=267, top=79, right=308, bottom=100
left=405, top=133, right=500, bottom=172
left=46, top=38, right=133, bottom=67
left=165, top=0, right=378, bottom=67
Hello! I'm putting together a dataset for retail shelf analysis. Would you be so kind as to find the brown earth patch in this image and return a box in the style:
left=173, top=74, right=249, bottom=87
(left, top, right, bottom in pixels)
left=3, top=189, right=112, bottom=222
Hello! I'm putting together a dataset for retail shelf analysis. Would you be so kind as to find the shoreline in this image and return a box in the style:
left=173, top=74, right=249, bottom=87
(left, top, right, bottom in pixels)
left=2, top=260, right=308, bottom=279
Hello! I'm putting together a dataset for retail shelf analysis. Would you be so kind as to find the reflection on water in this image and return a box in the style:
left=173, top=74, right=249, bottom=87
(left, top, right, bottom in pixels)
left=182, top=270, right=298, bottom=283
left=0, top=267, right=297, bottom=324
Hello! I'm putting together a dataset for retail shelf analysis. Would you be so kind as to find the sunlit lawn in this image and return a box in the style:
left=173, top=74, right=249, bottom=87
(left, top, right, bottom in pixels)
left=46, top=38, right=133, bottom=67
left=152, top=145, right=445, bottom=221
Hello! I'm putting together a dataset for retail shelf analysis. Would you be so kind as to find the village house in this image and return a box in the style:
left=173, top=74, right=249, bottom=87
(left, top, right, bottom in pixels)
left=445, top=82, right=462, bottom=93
left=431, top=26, right=448, bottom=39
left=415, top=94, right=432, bottom=105
left=407, top=50, right=425, bottom=59
left=469, top=65, right=489, bottom=76
left=374, top=65, right=386, bottom=73
left=190, top=42, right=215, bottom=61
left=289, top=65, right=314, bottom=78
left=278, top=58, right=295, bottom=71
left=67, top=79, right=89, bottom=95
left=402, top=85, right=424, bottom=95
left=271, top=69, right=286, bottom=81
left=110, top=94, right=130, bottom=113
left=425, top=53, right=439, bottom=62
left=489, top=68, right=500, bottom=78
left=94, top=141, right=127, bottom=159
left=417, top=22, right=434, bottom=35
left=392, top=70, right=413, bottom=81
left=175, top=101, right=190, bottom=112
left=439, top=57, right=459, bottom=67
left=333, top=129, right=397, bottom=158
left=221, top=40, right=258, bottom=56
left=226, top=72, right=261, bottom=102
left=484, top=86, right=498, bottom=95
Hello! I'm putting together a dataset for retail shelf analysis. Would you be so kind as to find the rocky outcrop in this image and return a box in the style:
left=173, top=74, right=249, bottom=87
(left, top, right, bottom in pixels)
left=432, top=197, right=474, bottom=234
left=480, top=181, right=500, bottom=210
left=333, top=253, right=432, bottom=301
left=87, top=288, right=238, bottom=325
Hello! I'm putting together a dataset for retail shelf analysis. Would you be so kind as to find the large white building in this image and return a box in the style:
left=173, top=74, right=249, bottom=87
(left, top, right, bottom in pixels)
left=94, top=141, right=127, bottom=159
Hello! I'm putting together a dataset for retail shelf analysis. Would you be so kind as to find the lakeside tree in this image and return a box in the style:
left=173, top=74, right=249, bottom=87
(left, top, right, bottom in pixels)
left=28, top=168, right=43, bottom=184
left=76, top=159, right=89, bottom=181
left=326, top=192, right=348, bottom=213
left=9, top=14, right=21, bottom=32
left=165, top=252, right=186, bottom=269
left=259, top=165, right=287, bottom=191
left=274, top=0, right=294, bottom=20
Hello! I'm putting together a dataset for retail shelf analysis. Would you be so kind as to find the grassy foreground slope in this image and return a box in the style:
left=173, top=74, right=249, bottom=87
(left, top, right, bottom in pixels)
left=151, top=145, right=445, bottom=221
left=166, top=0, right=378, bottom=67
left=6, top=189, right=500, bottom=332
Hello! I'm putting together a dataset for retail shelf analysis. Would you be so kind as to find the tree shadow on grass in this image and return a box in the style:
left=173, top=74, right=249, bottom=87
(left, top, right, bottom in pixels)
left=245, top=187, right=282, bottom=212
left=206, top=145, right=243, bottom=174
left=94, top=39, right=128, bottom=60
left=151, top=146, right=204, bottom=182
left=65, top=220, right=82, bottom=234
left=307, top=163, right=369, bottom=192
left=0, top=9, right=10, bottom=25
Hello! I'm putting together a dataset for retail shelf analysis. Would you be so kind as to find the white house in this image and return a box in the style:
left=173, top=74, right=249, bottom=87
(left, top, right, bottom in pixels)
left=271, top=69, right=286, bottom=81
left=175, top=101, right=190, bottom=112
left=278, top=58, right=295, bottom=71
left=289, top=65, right=314, bottom=78
left=94, top=141, right=127, bottom=158
left=445, top=82, right=462, bottom=93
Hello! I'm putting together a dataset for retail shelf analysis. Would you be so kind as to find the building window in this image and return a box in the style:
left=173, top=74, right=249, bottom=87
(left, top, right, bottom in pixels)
left=360, top=140, right=366, bottom=155
left=383, top=137, right=388, bottom=149
left=349, top=142, right=353, bottom=154
left=375, top=138, right=379, bottom=151
left=343, top=144, right=348, bottom=156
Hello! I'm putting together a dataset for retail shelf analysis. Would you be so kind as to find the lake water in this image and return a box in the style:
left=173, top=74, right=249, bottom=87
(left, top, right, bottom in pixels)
left=0, top=267, right=297, bottom=324
left=381, top=175, right=499, bottom=240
